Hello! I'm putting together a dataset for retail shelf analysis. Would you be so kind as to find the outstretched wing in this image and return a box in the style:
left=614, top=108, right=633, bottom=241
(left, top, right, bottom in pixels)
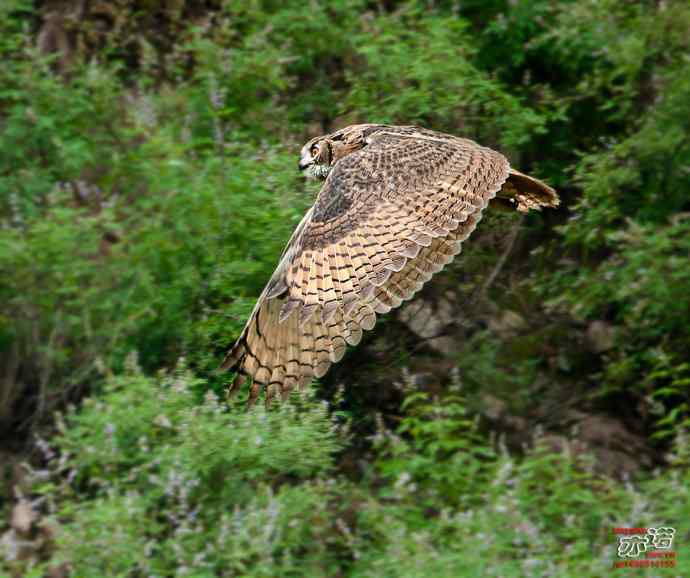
left=221, top=129, right=511, bottom=403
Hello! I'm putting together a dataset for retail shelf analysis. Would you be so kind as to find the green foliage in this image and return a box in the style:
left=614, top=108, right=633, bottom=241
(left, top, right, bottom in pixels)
left=346, top=11, right=550, bottom=148
left=2, top=0, right=690, bottom=575
left=27, top=367, right=350, bottom=577
left=374, top=382, right=497, bottom=508
left=528, top=0, right=690, bottom=436
left=0, top=29, right=309, bottom=429
left=8, top=372, right=688, bottom=577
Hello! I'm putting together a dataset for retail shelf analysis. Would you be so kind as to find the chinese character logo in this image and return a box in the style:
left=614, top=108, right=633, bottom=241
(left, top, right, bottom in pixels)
left=616, top=527, right=675, bottom=558
left=648, top=527, right=675, bottom=550
left=617, top=534, right=649, bottom=558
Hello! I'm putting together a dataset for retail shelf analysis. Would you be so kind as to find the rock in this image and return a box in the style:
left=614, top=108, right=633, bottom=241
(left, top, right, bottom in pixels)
left=577, top=415, right=649, bottom=459
left=398, top=297, right=457, bottom=355
left=488, top=310, right=527, bottom=339
left=479, top=394, right=529, bottom=442
left=480, top=394, right=508, bottom=421
left=10, top=500, right=36, bottom=535
left=540, top=414, right=651, bottom=478
left=586, top=320, right=616, bottom=353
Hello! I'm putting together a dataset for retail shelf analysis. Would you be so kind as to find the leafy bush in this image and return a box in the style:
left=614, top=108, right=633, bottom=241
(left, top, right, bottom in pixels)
left=346, top=11, right=551, bottom=149
left=5, top=371, right=688, bottom=577
left=0, top=28, right=310, bottom=431
left=530, top=0, right=690, bottom=438
left=18, top=363, right=351, bottom=577
left=2, top=1, right=690, bottom=575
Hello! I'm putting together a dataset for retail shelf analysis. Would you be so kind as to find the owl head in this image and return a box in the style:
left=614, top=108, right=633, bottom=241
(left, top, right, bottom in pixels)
left=298, top=124, right=389, bottom=179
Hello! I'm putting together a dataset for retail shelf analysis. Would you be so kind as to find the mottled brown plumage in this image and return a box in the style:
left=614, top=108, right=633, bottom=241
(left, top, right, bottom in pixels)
left=221, top=124, right=559, bottom=404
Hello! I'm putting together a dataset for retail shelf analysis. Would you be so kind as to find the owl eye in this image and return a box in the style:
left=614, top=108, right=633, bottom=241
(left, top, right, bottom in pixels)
left=311, top=144, right=320, bottom=156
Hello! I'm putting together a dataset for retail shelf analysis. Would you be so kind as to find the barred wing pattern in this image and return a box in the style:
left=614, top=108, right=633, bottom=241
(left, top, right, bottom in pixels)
left=222, top=130, right=514, bottom=403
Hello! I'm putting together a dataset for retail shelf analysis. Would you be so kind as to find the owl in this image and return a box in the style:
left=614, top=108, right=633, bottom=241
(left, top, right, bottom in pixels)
left=221, top=124, right=559, bottom=404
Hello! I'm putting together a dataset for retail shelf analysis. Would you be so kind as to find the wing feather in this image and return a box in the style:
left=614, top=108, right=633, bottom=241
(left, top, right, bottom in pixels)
left=221, top=126, right=557, bottom=401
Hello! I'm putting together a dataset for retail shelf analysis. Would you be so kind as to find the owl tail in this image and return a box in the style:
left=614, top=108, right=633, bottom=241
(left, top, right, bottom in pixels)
left=496, top=169, right=560, bottom=213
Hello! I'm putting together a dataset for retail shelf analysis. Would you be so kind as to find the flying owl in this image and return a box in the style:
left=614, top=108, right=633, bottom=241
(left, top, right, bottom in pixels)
left=221, top=124, right=559, bottom=404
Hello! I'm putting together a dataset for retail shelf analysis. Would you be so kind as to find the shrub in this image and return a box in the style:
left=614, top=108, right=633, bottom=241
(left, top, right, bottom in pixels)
left=4, top=371, right=689, bottom=577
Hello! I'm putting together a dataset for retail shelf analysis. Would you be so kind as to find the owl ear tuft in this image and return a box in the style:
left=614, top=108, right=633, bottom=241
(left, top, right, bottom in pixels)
left=362, top=125, right=387, bottom=140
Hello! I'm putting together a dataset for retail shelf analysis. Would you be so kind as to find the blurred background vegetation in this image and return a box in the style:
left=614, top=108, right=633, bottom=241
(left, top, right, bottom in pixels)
left=1, top=0, right=689, bottom=576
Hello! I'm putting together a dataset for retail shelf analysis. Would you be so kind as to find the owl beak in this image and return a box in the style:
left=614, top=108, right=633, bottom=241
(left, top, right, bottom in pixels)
left=298, top=151, right=314, bottom=172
